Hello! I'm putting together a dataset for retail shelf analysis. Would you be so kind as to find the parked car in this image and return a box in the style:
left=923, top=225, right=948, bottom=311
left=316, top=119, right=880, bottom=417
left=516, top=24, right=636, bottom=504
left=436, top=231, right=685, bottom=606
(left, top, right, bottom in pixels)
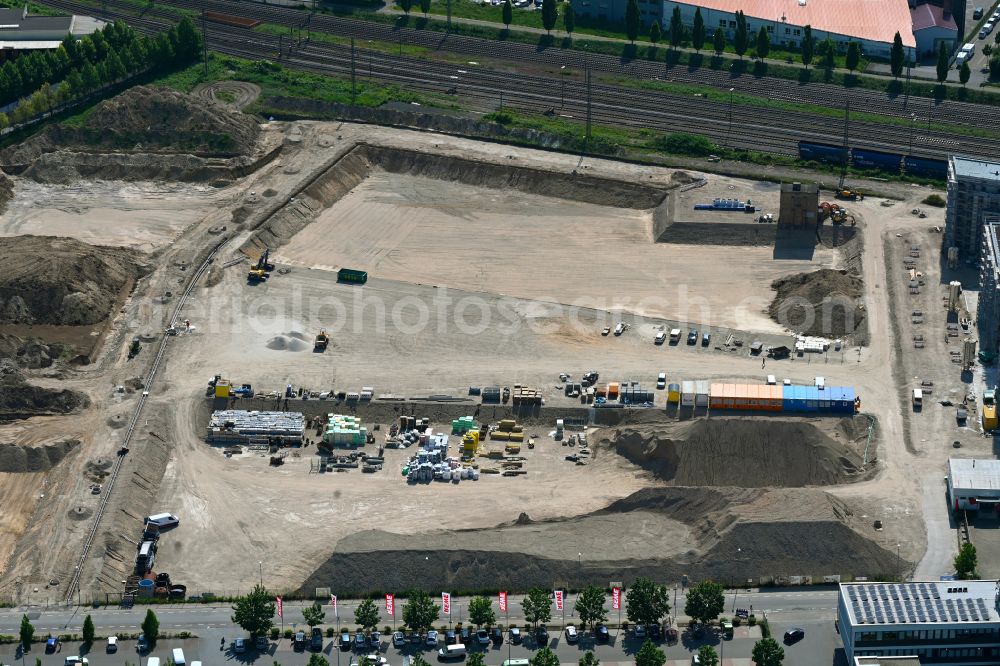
left=460, top=627, right=472, bottom=644
left=596, top=624, right=610, bottom=642
left=649, top=624, right=662, bottom=640
left=476, top=629, right=491, bottom=646
left=355, top=632, right=367, bottom=650
left=657, top=372, right=666, bottom=389
left=634, top=624, right=647, bottom=638
left=137, top=635, right=149, bottom=652
left=564, top=626, right=578, bottom=643
left=655, top=331, right=666, bottom=345
left=365, top=654, right=389, bottom=665
left=426, top=630, right=440, bottom=647
left=341, top=631, right=353, bottom=650
left=445, top=630, right=457, bottom=646
left=311, top=628, right=324, bottom=651
left=256, top=636, right=269, bottom=651
left=490, top=627, right=504, bottom=645
left=687, top=329, right=698, bottom=344
left=784, top=628, right=805, bottom=644
left=234, top=637, right=247, bottom=653
left=370, top=631, right=382, bottom=649
left=393, top=632, right=407, bottom=648
left=64, top=657, right=88, bottom=666
left=295, top=631, right=307, bottom=651
left=702, top=332, right=711, bottom=346
left=46, top=637, right=58, bottom=653
left=509, top=627, right=522, bottom=644
left=106, top=636, right=118, bottom=653
left=535, top=626, right=549, bottom=644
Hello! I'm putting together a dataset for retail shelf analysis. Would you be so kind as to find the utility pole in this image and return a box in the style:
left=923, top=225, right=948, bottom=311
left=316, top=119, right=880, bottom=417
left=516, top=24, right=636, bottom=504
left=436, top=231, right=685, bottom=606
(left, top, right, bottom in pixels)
left=447, top=0, right=452, bottom=30
left=585, top=64, right=592, bottom=149
left=201, top=10, right=208, bottom=76
left=350, top=37, right=357, bottom=107
left=837, top=98, right=850, bottom=189
left=725, top=86, right=735, bottom=149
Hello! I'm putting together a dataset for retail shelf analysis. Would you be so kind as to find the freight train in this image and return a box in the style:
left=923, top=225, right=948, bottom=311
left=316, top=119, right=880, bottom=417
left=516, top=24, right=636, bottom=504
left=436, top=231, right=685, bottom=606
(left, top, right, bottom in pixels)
left=797, top=141, right=948, bottom=179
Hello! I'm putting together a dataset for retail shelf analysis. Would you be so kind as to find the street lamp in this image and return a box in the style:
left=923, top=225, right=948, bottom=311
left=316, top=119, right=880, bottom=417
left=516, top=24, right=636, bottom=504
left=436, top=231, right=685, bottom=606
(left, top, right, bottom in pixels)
left=578, top=552, right=582, bottom=566
left=560, top=65, right=567, bottom=109
left=368, top=40, right=373, bottom=77
left=258, top=561, right=263, bottom=588
left=725, top=87, right=735, bottom=150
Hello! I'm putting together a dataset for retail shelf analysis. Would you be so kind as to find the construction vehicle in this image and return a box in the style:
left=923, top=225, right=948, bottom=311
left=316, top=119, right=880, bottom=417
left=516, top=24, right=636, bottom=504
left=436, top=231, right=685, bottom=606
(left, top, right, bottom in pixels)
left=128, top=337, right=141, bottom=359
left=247, top=268, right=268, bottom=282
left=982, top=389, right=997, bottom=432
left=314, top=330, right=330, bottom=351
left=835, top=187, right=864, bottom=202
left=254, top=248, right=275, bottom=272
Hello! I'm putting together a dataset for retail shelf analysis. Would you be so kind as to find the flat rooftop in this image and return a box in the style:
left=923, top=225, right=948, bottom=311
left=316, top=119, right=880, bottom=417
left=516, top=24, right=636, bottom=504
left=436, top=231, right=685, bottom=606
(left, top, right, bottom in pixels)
left=671, top=0, right=916, bottom=47
left=854, top=659, right=922, bottom=666
left=840, top=581, right=1000, bottom=626
left=952, top=156, right=1000, bottom=182
left=949, top=458, right=1000, bottom=492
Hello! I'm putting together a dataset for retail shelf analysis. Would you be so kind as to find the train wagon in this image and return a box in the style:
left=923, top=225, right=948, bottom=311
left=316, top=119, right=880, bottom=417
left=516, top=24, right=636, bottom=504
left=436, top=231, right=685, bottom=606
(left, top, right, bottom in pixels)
left=798, top=142, right=847, bottom=165
left=904, top=156, right=948, bottom=179
left=337, top=268, right=368, bottom=285
left=851, top=148, right=903, bottom=173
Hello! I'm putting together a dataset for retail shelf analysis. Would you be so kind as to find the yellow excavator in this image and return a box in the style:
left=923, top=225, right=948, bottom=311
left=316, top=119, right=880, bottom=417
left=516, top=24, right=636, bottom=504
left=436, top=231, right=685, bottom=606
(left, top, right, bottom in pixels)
left=247, top=248, right=274, bottom=283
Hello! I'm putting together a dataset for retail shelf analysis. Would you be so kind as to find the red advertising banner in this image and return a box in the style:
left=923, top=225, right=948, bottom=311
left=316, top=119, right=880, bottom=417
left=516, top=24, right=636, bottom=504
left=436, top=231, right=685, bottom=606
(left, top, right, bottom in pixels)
left=331, top=594, right=338, bottom=613
left=386, top=594, right=395, bottom=616
left=499, top=591, right=507, bottom=613
left=276, top=595, right=283, bottom=619
left=554, top=590, right=564, bottom=611
left=612, top=587, right=621, bottom=611
left=442, top=592, right=451, bottom=615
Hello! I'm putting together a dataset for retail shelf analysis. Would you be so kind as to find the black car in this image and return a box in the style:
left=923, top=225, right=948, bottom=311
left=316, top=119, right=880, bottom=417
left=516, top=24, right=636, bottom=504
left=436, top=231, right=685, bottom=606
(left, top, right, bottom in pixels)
left=596, top=625, right=610, bottom=642
left=340, top=632, right=352, bottom=651
left=445, top=630, right=457, bottom=646
left=294, top=631, right=306, bottom=651
left=311, top=627, right=324, bottom=651
left=535, top=626, right=549, bottom=645
left=460, top=627, right=472, bottom=644
left=783, top=628, right=805, bottom=644
left=649, top=624, right=662, bottom=640
left=491, top=627, right=504, bottom=645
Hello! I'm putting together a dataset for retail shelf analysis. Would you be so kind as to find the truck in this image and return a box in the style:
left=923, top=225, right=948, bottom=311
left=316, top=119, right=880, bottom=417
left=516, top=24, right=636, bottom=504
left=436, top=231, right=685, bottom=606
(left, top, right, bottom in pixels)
left=337, top=268, right=368, bottom=285
left=983, top=389, right=997, bottom=432
left=669, top=328, right=681, bottom=343
left=314, top=330, right=330, bottom=351
left=912, top=388, right=923, bottom=409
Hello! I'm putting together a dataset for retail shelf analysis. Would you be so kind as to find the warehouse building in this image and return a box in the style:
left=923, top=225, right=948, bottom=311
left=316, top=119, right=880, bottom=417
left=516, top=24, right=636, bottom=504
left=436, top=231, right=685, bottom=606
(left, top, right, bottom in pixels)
left=570, top=0, right=917, bottom=60
left=838, top=580, right=1000, bottom=665
left=0, top=6, right=104, bottom=59
left=947, top=156, right=1000, bottom=267
left=909, top=3, right=958, bottom=59
left=947, top=458, right=1000, bottom=513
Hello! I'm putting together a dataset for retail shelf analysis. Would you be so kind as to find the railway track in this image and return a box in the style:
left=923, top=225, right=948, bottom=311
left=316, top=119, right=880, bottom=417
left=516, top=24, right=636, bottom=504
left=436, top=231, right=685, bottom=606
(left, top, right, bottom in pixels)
left=39, top=0, right=989, bottom=161
left=63, top=236, right=232, bottom=604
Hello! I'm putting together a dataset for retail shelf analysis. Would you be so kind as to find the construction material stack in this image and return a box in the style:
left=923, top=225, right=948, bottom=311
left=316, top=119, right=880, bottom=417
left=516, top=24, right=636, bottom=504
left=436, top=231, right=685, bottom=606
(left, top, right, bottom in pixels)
left=323, top=414, right=367, bottom=448
left=207, top=410, right=304, bottom=446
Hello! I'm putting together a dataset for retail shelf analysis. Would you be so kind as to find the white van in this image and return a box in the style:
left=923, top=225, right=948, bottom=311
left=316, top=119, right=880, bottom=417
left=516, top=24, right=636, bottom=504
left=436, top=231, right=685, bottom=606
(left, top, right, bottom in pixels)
left=146, top=659, right=161, bottom=666
left=766, top=375, right=776, bottom=385
left=172, top=648, right=186, bottom=666
left=145, top=513, right=179, bottom=528
left=438, top=643, right=467, bottom=660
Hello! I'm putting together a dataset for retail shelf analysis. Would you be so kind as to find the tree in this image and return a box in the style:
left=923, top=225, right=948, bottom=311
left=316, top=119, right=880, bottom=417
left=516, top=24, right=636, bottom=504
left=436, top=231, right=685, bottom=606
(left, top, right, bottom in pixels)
left=521, top=587, right=552, bottom=628
left=353, top=597, right=378, bottom=630
left=81, top=62, right=100, bottom=91
left=468, top=596, right=496, bottom=627
left=20, top=614, right=34, bottom=650
left=467, top=653, right=486, bottom=666
left=751, top=637, right=784, bottom=666
left=713, top=27, right=725, bottom=55
left=530, top=646, right=560, bottom=666
left=635, top=640, right=666, bottom=666
left=684, top=581, right=725, bottom=625
left=399, top=0, right=412, bottom=15
left=502, top=0, right=512, bottom=28
left=991, top=52, right=1000, bottom=79
left=411, top=655, right=432, bottom=666
left=733, top=10, right=748, bottom=58
left=960, top=59, right=971, bottom=86
left=649, top=21, right=660, bottom=45
left=625, top=578, right=670, bottom=627
left=624, top=0, right=640, bottom=43
left=563, top=3, right=575, bottom=36
left=402, top=590, right=440, bottom=632
left=755, top=26, right=769, bottom=61
left=821, top=37, right=836, bottom=69
left=845, top=41, right=860, bottom=72
left=301, top=601, right=326, bottom=628
left=579, top=652, right=600, bottom=666
left=0, top=113, right=8, bottom=130
left=955, top=542, right=979, bottom=579
left=419, top=0, right=430, bottom=16
left=936, top=41, right=949, bottom=83
left=669, top=6, right=683, bottom=48
left=574, top=586, right=607, bottom=631
left=697, top=646, right=719, bottom=666
left=985, top=44, right=993, bottom=57
left=541, top=0, right=557, bottom=34
left=231, top=584, right=276, bottom=638
left=106, top=48, right=126, bottom=81
left=692, top=7, right=705, bottom=51
left=82, top=615, right=95, bottom=645
left=141, top=609, right=159, bottom=644
left=173, top=17, right=202, bottom=62
left=801, top=25, right=813, bottom=68
left=308, top=656, right=331, bottom=666
left=890, top=31, right=904, bottom=77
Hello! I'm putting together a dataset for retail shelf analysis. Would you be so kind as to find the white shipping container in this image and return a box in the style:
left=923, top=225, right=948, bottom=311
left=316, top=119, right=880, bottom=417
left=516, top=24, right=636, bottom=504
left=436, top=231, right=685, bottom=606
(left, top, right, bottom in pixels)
left=681, top=380, right=696, bottom=406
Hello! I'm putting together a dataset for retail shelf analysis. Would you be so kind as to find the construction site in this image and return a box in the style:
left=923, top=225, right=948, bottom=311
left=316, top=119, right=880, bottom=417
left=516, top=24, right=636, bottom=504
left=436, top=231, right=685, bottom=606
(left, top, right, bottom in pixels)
left=0, top=85, right=987, bottom=605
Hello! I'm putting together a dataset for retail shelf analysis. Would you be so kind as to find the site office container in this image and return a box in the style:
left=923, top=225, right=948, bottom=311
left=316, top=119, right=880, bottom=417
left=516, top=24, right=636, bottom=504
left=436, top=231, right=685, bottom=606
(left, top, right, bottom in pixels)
left=731, top=384, right=749, bottom=409
left=695, top=380, right=710, bottom=407
left=709, top=384, right=725, bottom=409
left=667, top=384, right=681, bottom=404
left=765, top=384, right=784, bottom=410
left=681, top=381, right=696, bottom=407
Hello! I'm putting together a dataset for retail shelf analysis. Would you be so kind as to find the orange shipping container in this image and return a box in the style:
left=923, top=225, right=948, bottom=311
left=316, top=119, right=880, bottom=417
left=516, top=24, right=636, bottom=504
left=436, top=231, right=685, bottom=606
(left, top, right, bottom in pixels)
left=733, top=384, right=750, bottom=408
left=710, top=383, right=726, bottom=409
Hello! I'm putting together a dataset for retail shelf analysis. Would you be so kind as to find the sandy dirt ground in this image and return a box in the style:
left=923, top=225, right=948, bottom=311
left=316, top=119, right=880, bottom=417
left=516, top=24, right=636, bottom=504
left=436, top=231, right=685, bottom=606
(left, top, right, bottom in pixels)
left=0, top=180, right=229, bottom=252
left=0, top=121, right=960, bottom=602
left=275, top=172, right=837, bottom=334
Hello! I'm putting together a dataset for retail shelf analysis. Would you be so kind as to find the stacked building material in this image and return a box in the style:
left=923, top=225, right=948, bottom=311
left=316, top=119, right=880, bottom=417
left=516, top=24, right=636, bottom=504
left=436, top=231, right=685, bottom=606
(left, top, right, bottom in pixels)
left=207, top=410, right=304, bottom=446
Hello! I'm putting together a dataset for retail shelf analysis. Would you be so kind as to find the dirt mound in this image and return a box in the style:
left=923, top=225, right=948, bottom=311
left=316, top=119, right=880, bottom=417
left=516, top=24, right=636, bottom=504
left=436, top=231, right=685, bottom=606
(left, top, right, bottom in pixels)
left=0, top=439, right=79, bottom=472
left=769, top=269, right=865, bottom=338
left=266, top=335, right=309, bottom=352
left=0, top=361, right=88, bottom=419
left=0, top=333, right=64, bottom=369
left=596, top=418, right=868, bottom=487
left=0, top=169, right=12, bottom=214
left=0, top=236, right=147, bottom=326
left=2, top=86, right=260, bottom=168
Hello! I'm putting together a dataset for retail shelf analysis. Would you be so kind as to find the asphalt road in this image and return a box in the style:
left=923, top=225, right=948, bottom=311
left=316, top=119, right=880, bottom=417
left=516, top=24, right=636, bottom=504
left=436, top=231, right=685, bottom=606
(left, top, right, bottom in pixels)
left=0, top=590, right=842, bottom=665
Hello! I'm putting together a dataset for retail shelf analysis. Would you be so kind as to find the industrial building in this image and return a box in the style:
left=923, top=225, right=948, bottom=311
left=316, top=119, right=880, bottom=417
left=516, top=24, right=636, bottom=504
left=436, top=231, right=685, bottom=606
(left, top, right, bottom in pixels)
left=947, top=156, right=1000, bottom=267
left=0, top=7, right=104, bottom=58
left=778, top=182, right=819, bottom=228
left=977, top=222, right=1000, bottom=353
left=569, top=0, right=917, bottom=60
left=947, top=458, right=1000, bottom=513
left=838, top=580, right=1000, bottom=665
left=206, top=410, right=304, bottom=446
left=909, top=3, right=958, bottom=59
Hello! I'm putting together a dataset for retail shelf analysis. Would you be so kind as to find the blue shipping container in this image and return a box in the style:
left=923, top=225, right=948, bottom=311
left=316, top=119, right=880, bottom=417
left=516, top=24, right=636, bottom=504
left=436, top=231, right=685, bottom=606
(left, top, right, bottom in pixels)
left=798, top=142, right=847, bottom=164
left=852, top=148, right=903, bottom=173
left=904, top=156, right=948, bottom=179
